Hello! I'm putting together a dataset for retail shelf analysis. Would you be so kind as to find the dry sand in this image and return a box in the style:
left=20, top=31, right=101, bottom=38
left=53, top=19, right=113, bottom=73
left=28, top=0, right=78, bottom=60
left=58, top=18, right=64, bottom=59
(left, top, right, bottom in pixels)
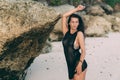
left=25, top=32, right=120, bottom=80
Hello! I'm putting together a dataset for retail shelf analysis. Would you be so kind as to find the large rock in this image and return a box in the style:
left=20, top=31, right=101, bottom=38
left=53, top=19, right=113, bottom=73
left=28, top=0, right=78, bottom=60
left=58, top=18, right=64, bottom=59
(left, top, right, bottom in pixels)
left=99, top=3, right=113, bottom=14
left=0, top=1, right=60, bottom=80
left=49, top=4, right=75, bottom=41
left=103, top=14, right=120, bottom=32
left=86, top=5, right=105, bottom=16
left=41, top=39, right=52, bottom=53
left=113, top=12, right=120, bottom=18
left=112, top=17, right=120, bottom=32
left=83, top=15, right=112, bottom=37
left=114, top=3, right=120, bottom=12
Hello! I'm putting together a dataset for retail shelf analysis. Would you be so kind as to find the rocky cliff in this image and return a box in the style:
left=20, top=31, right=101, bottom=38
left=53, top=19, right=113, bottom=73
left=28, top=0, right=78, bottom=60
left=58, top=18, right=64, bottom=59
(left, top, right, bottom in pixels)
left=0, top=1, right=60, bottom=80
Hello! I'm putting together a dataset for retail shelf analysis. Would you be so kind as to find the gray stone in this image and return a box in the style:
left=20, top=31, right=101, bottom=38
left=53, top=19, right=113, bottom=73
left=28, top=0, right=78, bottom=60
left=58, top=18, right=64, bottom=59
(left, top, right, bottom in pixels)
left=113, top=12, right=120, bottom=18
left=0, top=1, right=60, bottom=80
left=50, top=4, right=75, bottom=41
left=83, top=15, right=112, bottom=37
left=104, top=14, right=120, bottom=32
left=99, top=3, right=113, bottom=14
left=86, top=5, right=105, bottom=16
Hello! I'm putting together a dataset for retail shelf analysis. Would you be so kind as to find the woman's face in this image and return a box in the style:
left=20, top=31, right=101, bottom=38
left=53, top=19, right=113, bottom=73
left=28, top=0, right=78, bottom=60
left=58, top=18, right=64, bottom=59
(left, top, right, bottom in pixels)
left=69, top=17, right=79, bottom=30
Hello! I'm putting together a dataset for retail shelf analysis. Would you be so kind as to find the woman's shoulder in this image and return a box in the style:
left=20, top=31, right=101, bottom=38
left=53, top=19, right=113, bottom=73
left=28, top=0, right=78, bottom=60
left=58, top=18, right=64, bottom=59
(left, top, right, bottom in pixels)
left=76, top=31, right=84, bottom=38
left=77, top=31, right=83, bottom=35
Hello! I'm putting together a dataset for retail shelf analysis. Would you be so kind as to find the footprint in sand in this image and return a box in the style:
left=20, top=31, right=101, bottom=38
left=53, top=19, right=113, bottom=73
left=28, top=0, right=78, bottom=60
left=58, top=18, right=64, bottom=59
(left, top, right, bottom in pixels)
left=45, top=60, right=47, bottom=62
left=93, top=46, right=95, bottom=48
left=100, top=71, right=103, bottom=74
left=46, top=67, right=49, bottom=70
left=116, top=57, right=119, bottom=61
left=109, top=73, right=112, bottom=77
left=89, top=53, right=92, bottom=55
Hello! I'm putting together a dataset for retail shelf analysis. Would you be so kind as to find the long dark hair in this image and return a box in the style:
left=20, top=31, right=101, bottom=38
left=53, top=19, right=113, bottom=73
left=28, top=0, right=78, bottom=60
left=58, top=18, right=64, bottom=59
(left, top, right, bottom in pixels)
left=68, top=14, right=85, bottom=34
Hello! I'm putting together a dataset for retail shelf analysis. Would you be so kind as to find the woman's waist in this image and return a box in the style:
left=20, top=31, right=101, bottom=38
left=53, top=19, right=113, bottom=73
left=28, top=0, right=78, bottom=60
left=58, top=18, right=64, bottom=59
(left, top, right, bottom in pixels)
left=73, top=50, right=81, bottom=56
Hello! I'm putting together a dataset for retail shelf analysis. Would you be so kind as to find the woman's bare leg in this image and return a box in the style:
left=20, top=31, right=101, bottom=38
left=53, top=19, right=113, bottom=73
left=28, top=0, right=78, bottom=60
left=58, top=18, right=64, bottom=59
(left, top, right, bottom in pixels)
left=73, top=69, right=87, bottom=80
left=79, top=69, right=87, bottom=80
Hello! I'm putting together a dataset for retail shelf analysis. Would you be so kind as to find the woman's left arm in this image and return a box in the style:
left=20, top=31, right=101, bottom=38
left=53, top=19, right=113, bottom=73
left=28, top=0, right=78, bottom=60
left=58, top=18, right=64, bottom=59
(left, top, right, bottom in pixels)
left=78, top=31, right=86, bottom=63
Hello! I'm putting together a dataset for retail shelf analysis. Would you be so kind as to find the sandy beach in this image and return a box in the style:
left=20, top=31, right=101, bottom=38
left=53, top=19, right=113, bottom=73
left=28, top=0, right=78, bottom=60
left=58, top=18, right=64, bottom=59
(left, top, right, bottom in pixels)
left=25, top=32, right=120, bottom=80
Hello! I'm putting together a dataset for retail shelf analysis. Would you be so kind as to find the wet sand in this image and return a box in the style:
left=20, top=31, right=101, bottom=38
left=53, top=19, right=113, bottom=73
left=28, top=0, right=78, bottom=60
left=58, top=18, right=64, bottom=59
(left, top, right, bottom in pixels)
left=25, top=32, right=120, bottom=80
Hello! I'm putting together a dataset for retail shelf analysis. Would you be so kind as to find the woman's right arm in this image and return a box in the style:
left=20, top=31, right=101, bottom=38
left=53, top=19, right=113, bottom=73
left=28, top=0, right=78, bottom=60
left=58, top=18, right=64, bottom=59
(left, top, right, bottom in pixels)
left=61, top=5, right=85, bottom=35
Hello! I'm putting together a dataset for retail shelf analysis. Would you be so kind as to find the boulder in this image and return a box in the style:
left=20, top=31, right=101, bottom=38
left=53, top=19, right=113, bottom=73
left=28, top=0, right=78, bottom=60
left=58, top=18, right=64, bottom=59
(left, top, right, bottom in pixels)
left=99, top=3, right=113, bottom=14
left=41, top=40, right=52, bottom=53
left=86, top=5, right=105, bottom=16
left=50, top=4, right=75, bottom=41
left=114, top=3, right=120, bottom=12
left=0, top=1, right=60, bottom=80
left=103, top=14, right=120, bottom=32
left=112, top=17, right=120, bottom=32
left=83, top=15, right=112, bottom=37
left=113, top=12, right=120, bottom=18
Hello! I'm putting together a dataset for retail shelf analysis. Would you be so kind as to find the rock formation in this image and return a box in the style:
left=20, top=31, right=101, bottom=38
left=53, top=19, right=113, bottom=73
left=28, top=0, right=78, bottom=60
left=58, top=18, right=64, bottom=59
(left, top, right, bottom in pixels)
left=50, top=3, right=120, bottom=39
left=86, top=5, right=105, bottom=16
left=0, top=1, right=60, bottom=80
left=103, top=14, right=120, bottom=32
left=83, top=15, right=112, bottom=37
left=49, top=4, right=74, bottom=41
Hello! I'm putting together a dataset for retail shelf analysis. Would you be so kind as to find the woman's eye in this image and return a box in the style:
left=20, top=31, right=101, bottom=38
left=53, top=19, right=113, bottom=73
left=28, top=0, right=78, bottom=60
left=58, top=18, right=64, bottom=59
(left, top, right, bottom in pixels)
left=76, top=21, right=78, bottom=23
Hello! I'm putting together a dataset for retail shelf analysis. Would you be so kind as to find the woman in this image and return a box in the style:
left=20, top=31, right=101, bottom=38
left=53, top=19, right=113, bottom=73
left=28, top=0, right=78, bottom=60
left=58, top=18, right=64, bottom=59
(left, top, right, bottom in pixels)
left=62, top=5, right=88, bottom=80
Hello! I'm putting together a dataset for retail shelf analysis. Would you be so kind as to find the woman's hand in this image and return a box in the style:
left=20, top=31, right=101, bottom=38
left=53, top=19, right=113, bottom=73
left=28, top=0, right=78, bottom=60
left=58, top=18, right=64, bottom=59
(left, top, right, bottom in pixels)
left=75, top=62, right=82, bottom=74
left=76, top=5, right=85, bottom=11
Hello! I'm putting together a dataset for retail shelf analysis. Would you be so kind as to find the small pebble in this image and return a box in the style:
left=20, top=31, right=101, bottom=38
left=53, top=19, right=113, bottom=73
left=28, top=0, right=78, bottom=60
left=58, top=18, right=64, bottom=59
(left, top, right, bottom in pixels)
left=100, top=71, right=103, bottom=74
left=89, top=53, right=92, bottom=55
left=46, top=68, right=49, bottom=70
left=45, top=60, right=47, bottom=62
left=109, top=73, right=112, bottom=77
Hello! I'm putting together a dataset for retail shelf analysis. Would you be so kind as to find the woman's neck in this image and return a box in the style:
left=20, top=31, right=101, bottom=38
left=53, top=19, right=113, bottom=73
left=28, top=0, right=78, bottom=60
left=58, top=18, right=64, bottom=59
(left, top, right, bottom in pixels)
left=70, top=29, right=77, bottom=34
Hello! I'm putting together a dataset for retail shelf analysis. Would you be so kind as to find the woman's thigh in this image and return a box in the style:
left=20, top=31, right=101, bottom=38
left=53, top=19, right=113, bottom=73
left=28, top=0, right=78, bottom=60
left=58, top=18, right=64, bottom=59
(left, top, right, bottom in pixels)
left=73, top=69, right=87, bottom=80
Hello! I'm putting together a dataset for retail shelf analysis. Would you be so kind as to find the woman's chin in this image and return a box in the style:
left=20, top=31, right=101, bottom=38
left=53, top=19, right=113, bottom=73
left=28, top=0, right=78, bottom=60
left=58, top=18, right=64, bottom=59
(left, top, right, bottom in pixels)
left=72, top=28, right=77, bottom=30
